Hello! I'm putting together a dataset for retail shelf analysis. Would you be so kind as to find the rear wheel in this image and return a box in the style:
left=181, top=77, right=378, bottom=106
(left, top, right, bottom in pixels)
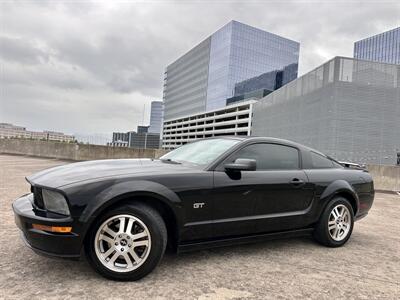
left=313, top=197, right=354, bottom=247
left=85, top=203, right=167, bottom=281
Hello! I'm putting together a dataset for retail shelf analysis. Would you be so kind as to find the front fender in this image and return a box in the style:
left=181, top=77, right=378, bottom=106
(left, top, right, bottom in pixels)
left=59, top=179, right=183, bottom=251
left=77, top=180, right=182, bottom=225
left=320, top=179, right=359, bottom=213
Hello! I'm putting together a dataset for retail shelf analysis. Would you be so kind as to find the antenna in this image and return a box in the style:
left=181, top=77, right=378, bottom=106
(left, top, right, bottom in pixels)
left=142, top=104, right=145, bottom=126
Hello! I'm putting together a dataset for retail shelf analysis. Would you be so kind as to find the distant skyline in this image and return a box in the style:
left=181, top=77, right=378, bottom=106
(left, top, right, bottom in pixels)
left=1, top=0, right=399, bottom=135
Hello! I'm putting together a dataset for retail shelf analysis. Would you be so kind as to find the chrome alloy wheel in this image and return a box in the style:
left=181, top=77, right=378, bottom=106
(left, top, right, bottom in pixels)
left=94, top=214, right=151, bottom=273
left=328, top=204, right=351, bottom=241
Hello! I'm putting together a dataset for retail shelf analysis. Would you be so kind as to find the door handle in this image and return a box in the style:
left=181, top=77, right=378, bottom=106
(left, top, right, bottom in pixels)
left=290, top=178, right=305, bottom=186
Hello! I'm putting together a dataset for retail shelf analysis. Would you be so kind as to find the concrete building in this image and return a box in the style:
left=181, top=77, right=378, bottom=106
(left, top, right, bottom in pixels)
left=44, top=131, right=75, bottom=143
left=0, top=123, right=74, bottom=143
left=148, top=101, right=164, bottom=134
left=354, top=27, right=400, bottom=65
left=252, top=57, right=400, bottom=165
left=0, top=123, right=25, bottom=131
left=108, top=132, right=130, bottom=147
left=163, top=20, right=299, bottom=120
left=162, top=100, right=256, bottom=149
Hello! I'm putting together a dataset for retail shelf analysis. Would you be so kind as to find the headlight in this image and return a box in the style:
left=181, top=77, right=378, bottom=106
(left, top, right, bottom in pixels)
left=42, top=189, right=70, bottom=216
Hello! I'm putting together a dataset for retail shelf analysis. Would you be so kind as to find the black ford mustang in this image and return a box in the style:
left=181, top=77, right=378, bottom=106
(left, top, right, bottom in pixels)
left=13, top=137, right=374, bottom=280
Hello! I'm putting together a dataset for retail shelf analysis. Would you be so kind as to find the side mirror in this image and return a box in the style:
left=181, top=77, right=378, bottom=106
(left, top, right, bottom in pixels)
left=224, top=158, right=256, bottom=172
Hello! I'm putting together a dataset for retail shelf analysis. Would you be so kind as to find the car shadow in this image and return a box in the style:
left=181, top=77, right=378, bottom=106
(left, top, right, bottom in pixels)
left=30, top=236, right=316, bottom=281
left=164, top=236, right=315, bottom=262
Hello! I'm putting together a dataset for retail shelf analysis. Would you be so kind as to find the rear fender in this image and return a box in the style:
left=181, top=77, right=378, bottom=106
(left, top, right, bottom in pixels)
left=319, top=180, right=359, bottom=214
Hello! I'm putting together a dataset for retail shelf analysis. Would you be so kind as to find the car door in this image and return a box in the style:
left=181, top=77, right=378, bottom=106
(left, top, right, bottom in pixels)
left=212, top=142, right=314, bottom=238
left=212, top=167, right=259, bottom=238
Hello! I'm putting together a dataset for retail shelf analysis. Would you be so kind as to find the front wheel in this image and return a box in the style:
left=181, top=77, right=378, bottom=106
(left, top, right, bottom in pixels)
left=313, top=197, right=354, bottom=247
left=85, top=203, right=167, bottom=281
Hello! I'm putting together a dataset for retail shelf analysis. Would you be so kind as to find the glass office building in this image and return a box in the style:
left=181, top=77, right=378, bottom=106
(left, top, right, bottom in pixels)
left=110, top=127, right=160, bottom=149
left=354, top=27, right=400, bottom=65
left=148, top=101, right=164, bottom=134
left=252, top=57, right=400, bottom=165
left=163, top=20, right=300, bottom=120
left=227, top=62, right=298, bottom=104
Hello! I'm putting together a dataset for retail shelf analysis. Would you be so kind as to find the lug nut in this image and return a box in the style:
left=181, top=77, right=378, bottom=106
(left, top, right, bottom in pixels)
left=119, top=234, right=122, bottom=238
left=127, top=236, right=130, bottom=239
left=121, top=248, right=124, bottom=252
left=128, top=244, right=132, bottom=247
left=115, top=242, right=118, bottom=246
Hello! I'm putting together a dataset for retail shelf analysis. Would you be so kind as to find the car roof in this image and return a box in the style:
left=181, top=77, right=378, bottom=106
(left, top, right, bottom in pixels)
left=204, top=136, right=326, bottom=156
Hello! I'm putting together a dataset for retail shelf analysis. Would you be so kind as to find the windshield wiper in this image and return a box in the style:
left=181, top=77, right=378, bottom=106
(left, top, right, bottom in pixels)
left=160, top=158, right=181, bottom=164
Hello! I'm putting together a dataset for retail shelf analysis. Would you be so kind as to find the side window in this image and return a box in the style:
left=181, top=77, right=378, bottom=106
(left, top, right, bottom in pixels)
left=310, top=152, right=335, bottom=168
left=229, top=143, right=299, bottom=170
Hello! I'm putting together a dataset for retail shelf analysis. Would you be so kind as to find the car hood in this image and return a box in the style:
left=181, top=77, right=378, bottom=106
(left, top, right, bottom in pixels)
left=26, top=159, right=193, bottom=188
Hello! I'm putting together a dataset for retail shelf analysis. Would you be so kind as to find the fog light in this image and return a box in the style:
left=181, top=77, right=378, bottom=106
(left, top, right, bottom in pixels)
left=32, top=224, right=72, bottom=233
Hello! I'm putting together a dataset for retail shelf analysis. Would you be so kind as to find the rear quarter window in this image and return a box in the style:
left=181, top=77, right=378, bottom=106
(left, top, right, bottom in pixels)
left=310, top=151, right=337, bottom=169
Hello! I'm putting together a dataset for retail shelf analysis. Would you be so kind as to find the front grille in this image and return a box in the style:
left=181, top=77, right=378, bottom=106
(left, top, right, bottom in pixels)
left=32, top=186, right=44, bottom=209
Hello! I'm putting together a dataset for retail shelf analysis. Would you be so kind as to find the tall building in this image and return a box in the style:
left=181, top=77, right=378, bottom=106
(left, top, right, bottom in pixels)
left=227, top=63, right=298, bottom=105
left=252, top=57, right=400, bottom=165
left=354, top=27, right=400, bottom=65
left=163, top=20, right=300, bottom=120
left=148, top=101, right=164, bottom=134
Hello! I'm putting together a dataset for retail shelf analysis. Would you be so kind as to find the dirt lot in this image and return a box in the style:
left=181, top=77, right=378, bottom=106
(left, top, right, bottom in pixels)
left=0, top=154, right=399, bottom=299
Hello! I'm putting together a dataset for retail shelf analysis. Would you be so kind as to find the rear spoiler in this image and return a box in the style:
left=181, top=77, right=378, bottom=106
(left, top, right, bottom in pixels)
left=339, top=161, right=367, bottom=170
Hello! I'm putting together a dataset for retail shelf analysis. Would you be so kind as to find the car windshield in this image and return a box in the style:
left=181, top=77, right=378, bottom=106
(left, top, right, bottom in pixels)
left=160, top=138, right=240, bottom=166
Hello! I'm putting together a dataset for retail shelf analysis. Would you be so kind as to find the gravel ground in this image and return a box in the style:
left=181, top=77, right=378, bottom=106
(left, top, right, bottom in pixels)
left=0, top=154, right=399, bottom=300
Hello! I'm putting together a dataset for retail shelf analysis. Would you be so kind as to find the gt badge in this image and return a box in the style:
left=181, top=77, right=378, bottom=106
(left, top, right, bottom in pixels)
left=193, top=202, right=205, bottom=209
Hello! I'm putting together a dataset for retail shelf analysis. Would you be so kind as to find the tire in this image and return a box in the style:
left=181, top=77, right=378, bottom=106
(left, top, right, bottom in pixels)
left=313, top=197, right=354, bottom=247
left=85, top=203, right=167, bottom=281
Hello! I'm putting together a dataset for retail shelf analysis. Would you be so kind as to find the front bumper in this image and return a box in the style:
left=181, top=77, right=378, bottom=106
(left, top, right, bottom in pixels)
left=13, top=193, right=82, bottom=258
